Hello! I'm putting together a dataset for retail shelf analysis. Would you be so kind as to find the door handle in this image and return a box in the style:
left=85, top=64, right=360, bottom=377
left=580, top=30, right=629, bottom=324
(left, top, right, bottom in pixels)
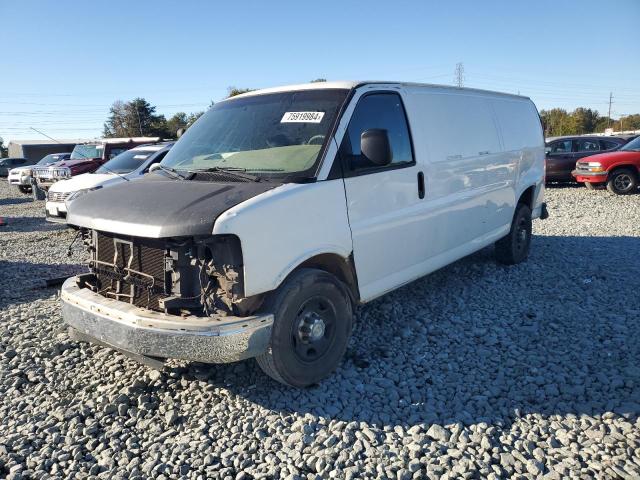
left=417, top=171, right=425, bottom=199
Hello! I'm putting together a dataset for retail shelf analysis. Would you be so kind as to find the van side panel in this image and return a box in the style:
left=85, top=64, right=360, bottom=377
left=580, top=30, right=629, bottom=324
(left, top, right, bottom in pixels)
left=212, top=181, right=354, bottom=298
left=403, top=87, right=515, bottom=258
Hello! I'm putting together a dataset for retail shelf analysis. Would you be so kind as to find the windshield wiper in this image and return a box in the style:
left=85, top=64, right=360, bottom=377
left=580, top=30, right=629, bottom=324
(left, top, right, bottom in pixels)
left=155, top=164, right=188, bottom=180
left=190, top=166, right=261, bottom=182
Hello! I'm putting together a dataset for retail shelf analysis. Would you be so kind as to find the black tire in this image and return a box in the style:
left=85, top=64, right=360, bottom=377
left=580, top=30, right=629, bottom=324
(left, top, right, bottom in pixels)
left=495, top=203, right=532, bottom=265
left=584, top=182, right=599, bottom=190
left=256, top=268, right=353, bottom=387
left=606, top=168, right=638, bottom=195
left=18, top=185, right=31, bottom=194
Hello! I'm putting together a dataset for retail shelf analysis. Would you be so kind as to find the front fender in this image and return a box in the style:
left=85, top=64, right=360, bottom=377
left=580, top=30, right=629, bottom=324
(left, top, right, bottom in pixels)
left=213, top=180, right=353, bottom=297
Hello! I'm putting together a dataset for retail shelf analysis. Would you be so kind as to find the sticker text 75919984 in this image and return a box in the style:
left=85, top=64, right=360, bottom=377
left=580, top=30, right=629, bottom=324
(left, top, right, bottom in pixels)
left=280, top=112, right=325, bottom=123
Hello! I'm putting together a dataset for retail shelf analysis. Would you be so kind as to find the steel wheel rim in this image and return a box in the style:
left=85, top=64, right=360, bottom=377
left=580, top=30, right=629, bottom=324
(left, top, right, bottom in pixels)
left=614, top=174, right=632, bottom=191
left=291, top=296, right=336, bottom=362
left=515, top=216, right=529, bottom=253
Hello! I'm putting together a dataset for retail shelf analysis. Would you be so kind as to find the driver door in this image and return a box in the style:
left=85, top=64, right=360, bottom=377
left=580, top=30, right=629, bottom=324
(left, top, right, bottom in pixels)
left=340, top=91, right=425, bottom=301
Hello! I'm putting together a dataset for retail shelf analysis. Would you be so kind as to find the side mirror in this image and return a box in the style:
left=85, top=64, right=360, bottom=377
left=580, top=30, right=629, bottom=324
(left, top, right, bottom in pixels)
left=360, top=129, right=392, bottom=166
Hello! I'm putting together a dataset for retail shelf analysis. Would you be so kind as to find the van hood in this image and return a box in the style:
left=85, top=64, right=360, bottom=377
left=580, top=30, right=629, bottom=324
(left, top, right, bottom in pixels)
left=66, top=174, right=280, bottom=237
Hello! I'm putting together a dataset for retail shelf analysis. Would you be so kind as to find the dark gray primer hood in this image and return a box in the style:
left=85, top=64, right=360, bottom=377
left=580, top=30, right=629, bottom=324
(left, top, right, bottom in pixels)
left=66, top=175, right=280, bottom=238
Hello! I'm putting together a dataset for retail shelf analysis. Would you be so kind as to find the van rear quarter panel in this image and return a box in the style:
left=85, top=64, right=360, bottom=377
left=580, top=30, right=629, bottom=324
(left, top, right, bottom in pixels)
left=490, top=97, right=545, bottom=213
left=212, top=181, right=353, bottom=298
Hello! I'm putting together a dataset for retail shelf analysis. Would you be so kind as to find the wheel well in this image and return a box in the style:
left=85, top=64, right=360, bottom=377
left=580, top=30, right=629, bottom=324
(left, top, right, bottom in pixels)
left=609, top=165, right=639, bottom=178
left=518, top=185, right=536, bottom=208
left=296, top=253, right=360, bottom=303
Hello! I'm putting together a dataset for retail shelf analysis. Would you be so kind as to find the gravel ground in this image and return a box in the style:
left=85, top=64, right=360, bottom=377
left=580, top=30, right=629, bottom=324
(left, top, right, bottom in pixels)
left=0, top=180, right=639, bottom=480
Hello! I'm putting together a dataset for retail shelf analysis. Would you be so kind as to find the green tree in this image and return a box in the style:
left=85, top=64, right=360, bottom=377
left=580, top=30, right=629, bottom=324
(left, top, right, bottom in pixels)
left=618, top=114, right=640, bottom=131
left=540, top=108, right=574, bottom=136
left=227, top=87, right=254, bottom=98
left=572, top=108, right=600, bottom=135
left=0, top=136, right=7, bottom=158
left=166, top=112, right=189, bottom=137
left=186, top=111, right=204, bottom=125
left=103, top=98, right=170, bottom=138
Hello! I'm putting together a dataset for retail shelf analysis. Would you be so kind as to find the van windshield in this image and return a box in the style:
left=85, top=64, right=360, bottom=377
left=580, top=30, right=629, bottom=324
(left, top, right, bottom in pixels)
left=161, top=89, right=349, bottom=179
left=71, top=144, right=103, bottom=160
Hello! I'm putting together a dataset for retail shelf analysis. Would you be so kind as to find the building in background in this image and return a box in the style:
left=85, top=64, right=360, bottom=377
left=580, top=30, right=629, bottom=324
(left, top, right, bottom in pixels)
left=8, top=139, right=93, bottom=163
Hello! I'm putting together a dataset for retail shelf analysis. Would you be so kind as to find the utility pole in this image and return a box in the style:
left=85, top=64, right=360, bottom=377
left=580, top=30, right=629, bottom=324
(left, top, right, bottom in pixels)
left=607, top=92, right=613, bottom=128
left=455, top=62, right=464, bottom=88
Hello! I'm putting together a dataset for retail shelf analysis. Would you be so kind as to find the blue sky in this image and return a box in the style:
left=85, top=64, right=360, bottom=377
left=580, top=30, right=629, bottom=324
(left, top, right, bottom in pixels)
left=1, top=0, right=639, bottom=141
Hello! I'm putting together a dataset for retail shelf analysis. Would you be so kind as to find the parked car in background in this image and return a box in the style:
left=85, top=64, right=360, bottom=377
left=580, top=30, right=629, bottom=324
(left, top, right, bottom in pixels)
left=61, top=81, right=546, bottom=387
left=0, top=158, right=28, bottom=177
left=573, top=135, right=640, bottom=194
left=46, top=143, right=173, bottom=222
left=8, top=153, right=71, bottom=194
left=545, top=135, right=627, bottom=182
left=33, top=137, right=161, bottom=191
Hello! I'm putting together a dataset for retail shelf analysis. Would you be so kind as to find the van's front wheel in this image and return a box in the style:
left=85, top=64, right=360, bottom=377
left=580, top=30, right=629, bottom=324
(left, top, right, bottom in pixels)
left=256, top=269, right=353, bottom=387
left=495, top=203, right=532, bottom=265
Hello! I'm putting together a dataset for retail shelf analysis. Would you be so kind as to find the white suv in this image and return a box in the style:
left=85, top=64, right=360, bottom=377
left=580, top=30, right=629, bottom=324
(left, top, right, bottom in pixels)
left=61, top=81, right=547, bottom=387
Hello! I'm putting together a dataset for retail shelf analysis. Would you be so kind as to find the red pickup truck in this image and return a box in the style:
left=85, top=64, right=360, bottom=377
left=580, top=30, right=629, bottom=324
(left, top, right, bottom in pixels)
left=573, top=135, right=640, bottom=194
left=33, top=137, right=161, bottom=190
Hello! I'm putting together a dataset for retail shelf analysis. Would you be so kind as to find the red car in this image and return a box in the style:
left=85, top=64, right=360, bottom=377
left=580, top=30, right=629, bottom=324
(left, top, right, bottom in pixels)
left=33, top=137, right=161, bottom=190
left=573, top=135, right=640, bottom=194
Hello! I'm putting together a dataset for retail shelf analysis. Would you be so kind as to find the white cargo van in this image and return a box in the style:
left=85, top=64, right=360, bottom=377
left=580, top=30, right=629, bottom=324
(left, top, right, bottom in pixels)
left=62, top=81, right=547, bottom=387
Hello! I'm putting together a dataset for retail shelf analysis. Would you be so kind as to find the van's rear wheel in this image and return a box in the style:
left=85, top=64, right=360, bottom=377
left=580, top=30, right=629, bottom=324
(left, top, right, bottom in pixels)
left=495, top=203, right=532, bottom=265
left=256, top=268, right=352, bottom=387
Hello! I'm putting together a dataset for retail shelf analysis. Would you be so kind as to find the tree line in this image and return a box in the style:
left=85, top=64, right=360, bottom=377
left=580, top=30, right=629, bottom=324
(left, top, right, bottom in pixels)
left=96, top=81, right=638, bottom=140
left=102, top=86, right=255, bottom=138
left=102, top=81, right=327, bottom=139
left=540, top=108, right=640, bottom=137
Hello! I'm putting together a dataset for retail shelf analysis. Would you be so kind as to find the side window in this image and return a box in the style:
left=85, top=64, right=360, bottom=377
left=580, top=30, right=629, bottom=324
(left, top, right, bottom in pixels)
left=576, top=139, right=600, bottom=152
left=600, top=140, right=620, bottom=150
left=550, top=140, right=572, bottom=153
left=14, top=159, right=26, bottom=165
left=341, top=93, right=413, bottom=172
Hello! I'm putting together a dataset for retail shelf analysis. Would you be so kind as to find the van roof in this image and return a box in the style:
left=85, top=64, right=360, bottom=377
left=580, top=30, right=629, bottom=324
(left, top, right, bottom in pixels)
left=231, top=80, right=530, bottom=101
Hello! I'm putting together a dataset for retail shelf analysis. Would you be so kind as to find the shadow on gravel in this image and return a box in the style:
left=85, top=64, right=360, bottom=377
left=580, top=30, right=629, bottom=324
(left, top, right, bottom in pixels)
left=0, top=216, right=68, bottom=233
left=183, top=234, right=639, bottom=429
left=0, top=261, right=85, bottom=310
left=0, top=196, right=32, bottom=206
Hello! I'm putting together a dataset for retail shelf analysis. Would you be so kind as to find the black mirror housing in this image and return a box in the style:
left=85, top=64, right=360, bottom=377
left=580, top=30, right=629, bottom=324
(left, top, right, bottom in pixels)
left=360, top=129, right=392, bottom=166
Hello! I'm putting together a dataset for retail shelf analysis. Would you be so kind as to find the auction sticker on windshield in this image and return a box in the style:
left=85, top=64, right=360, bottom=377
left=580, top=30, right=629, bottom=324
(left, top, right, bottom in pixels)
left=281, top=111, right=325, bottom=123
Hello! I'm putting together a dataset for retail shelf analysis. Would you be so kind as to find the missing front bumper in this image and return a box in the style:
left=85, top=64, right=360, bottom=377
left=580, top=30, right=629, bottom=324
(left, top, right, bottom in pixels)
left=60, top=276, right=273, bottom=363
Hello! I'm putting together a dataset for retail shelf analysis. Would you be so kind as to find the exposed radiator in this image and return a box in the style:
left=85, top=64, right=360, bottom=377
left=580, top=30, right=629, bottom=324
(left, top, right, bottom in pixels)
left=93, top=232, right=168, bottom=311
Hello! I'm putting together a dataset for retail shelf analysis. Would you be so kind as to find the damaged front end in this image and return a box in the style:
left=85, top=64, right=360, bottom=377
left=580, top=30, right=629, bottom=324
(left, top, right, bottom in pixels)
left=77, top=229, right=263, bottom=318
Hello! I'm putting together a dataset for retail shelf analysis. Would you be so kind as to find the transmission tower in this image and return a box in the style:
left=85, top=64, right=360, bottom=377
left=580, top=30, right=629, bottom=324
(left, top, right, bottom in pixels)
left=455, top=63, right=464, bottom=88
